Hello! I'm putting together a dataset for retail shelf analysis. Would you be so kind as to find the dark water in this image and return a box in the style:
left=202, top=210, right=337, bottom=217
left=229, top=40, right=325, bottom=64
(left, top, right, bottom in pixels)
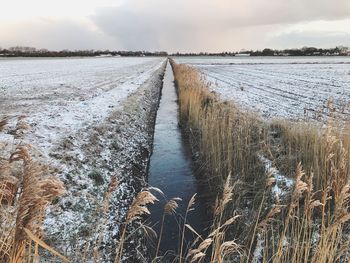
left=148, top=61, right=208, bottom=261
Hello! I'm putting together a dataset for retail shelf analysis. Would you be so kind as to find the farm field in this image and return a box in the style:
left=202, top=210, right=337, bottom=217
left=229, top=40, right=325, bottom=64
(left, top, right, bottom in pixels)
left=0, top=57, right=164, bottom=155
left=176, top=56, right=350, bottom=121
left=0, top=57, right=166, bottom=260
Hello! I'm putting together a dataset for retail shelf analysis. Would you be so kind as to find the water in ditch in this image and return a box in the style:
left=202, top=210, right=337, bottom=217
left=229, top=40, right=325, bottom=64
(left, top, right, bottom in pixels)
left=147, top=61, right=208, bottom=261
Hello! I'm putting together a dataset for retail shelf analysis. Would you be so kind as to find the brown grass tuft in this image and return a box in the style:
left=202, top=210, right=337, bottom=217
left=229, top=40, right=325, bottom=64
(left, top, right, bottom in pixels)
left=0, top=118, right=8, bottom=132
left=0, top=142, right=66, bottom=262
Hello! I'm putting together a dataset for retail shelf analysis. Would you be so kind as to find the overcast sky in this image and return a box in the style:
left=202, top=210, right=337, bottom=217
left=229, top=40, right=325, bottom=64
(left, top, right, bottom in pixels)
left=1, top=0, right=350, bottom=52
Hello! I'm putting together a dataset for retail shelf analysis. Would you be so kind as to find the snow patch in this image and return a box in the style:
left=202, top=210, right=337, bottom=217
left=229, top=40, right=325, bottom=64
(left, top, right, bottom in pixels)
left=252, top=233, right=264, bottom=263
left=258, top=154, right=294, bottom=199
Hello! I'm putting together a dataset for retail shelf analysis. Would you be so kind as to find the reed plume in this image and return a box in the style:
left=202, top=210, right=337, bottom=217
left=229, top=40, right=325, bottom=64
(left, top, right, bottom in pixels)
left=1, top=143, right=65, bottom=262
left=115, top=189, right=158, bottom=263
left=155, top=197, right=181, bottom=258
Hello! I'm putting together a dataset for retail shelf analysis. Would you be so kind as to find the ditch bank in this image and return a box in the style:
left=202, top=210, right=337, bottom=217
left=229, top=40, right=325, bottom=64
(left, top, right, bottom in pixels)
left=170, top=59, right=268, bottom=261
left=170, top=58, right=350, bottom=263
left=41, top=60, right=167, bottom=262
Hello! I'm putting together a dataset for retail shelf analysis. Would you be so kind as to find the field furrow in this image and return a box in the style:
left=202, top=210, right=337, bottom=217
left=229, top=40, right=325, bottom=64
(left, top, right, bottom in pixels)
left=177, top=57, right=350, bottom=120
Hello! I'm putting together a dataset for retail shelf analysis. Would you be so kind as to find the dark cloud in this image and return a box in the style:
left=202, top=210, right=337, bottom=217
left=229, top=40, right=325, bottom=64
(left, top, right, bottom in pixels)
left=2, top=0, right=350, bottom=51
left=91, top=0, right=350, bottom=51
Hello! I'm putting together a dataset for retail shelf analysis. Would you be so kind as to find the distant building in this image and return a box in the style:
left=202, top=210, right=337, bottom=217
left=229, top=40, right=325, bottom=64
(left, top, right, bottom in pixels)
left=235, top=53, right=250, bottom=57
left=95, top=54, right=113, bottom=57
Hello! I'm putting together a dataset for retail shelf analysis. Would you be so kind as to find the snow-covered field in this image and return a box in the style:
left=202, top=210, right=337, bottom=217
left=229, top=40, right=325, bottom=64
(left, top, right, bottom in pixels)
left=176, top=56, right=350, bottom=121
left=0, top=57, right=166, bottom=260
left=1, top=57, right=164, bottom=155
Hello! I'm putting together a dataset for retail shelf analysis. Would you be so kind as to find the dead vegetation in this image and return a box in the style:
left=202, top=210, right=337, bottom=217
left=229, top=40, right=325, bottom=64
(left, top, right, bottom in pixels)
left=170, top=58, right=350, bottom=262
left=0, top=117, right=66, bottom=262
left=1, top=62, right=167, bottom=262
left=2, top=58, right=350, bottom=263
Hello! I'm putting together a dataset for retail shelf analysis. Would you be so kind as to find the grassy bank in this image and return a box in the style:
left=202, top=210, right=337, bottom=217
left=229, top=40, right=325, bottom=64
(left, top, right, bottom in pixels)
left=170, top=58, right=350, bottom=262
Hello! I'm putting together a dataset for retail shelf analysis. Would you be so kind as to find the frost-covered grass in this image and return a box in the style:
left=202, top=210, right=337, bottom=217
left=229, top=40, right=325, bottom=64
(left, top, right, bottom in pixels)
left=175, top=56, right=350, bottom=121
left=0, top=57, right=167, bottom=262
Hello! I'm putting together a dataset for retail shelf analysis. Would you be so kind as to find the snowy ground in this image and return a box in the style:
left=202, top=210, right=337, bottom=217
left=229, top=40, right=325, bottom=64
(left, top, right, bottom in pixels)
left=176, top=56, right=350, bottom=121
left=0, top=57, right=164, bottom=156
left=0, top=57, right=167, bottom=261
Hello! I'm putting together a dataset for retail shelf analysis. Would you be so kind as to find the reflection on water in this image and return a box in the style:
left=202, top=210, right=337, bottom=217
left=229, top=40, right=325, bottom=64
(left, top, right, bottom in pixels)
left=148, top=61, right=208, bottom=262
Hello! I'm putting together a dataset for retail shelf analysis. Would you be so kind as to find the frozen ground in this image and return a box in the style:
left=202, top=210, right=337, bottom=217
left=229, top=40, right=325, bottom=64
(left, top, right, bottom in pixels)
left=176, top=56, right=350, bottom=121
left=0, top=57, right=166, bottom=261
left=0, top=57, right=164, bottom=155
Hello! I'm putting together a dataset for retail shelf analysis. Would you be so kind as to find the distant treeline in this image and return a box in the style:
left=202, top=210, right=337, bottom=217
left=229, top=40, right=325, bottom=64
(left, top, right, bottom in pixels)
left=172, top=46, right=350, bottom=57
left=1, top=46, right=350, bottom=57
left=0, top=46, right=168, bottom=57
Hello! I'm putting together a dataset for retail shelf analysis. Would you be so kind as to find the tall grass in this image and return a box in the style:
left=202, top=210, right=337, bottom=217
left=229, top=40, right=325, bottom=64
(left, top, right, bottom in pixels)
left=171, top=59, right=266, bottom=193
left=170, top=59, right=350, bottom=262
left=170, top=59, right=269, bottom=245
left=270, top=120, right=350, bottom=190
left=0, top=118, right=67, bottom=262
left=186, top=174, right=244, bottom=263
left=115, top=189, right=158, bottom=262
left=155, top=197, right=181, bottom=259
left=255, top=159, right=350, bottom=262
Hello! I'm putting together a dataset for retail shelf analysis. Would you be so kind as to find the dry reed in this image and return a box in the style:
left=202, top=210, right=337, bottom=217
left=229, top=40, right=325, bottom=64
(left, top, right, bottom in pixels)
left=115, top=189, right=158, bottom=263
left=1, top=118, right=66, bottom=262
left=155, top=197, right=181, bottom=258
left=170, top=58, right=350, bottom=263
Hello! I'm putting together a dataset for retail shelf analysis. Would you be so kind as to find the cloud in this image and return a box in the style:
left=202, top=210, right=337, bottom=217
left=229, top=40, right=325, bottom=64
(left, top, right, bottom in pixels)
left=225, top=0, right=350, bottom=26
left=1, top=0, right=350, bottom=51
left=91, top=0, right=350, bottom=52
left=269, top=30, right=350, bottom=49
left=0, top=18, right=119, bottom=50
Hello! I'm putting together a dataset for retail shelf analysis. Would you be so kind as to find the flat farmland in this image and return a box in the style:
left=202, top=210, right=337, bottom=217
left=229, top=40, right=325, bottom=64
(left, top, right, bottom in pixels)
left=176, top=56, right=350, bottom=121
left=0, top=57, right=164, bottom=153
left=0, top=56, right=166, bottom=258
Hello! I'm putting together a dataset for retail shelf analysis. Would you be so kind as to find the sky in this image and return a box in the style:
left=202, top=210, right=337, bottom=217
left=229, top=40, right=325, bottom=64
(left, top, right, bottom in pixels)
left=1, top=0, right=350, bottom=52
